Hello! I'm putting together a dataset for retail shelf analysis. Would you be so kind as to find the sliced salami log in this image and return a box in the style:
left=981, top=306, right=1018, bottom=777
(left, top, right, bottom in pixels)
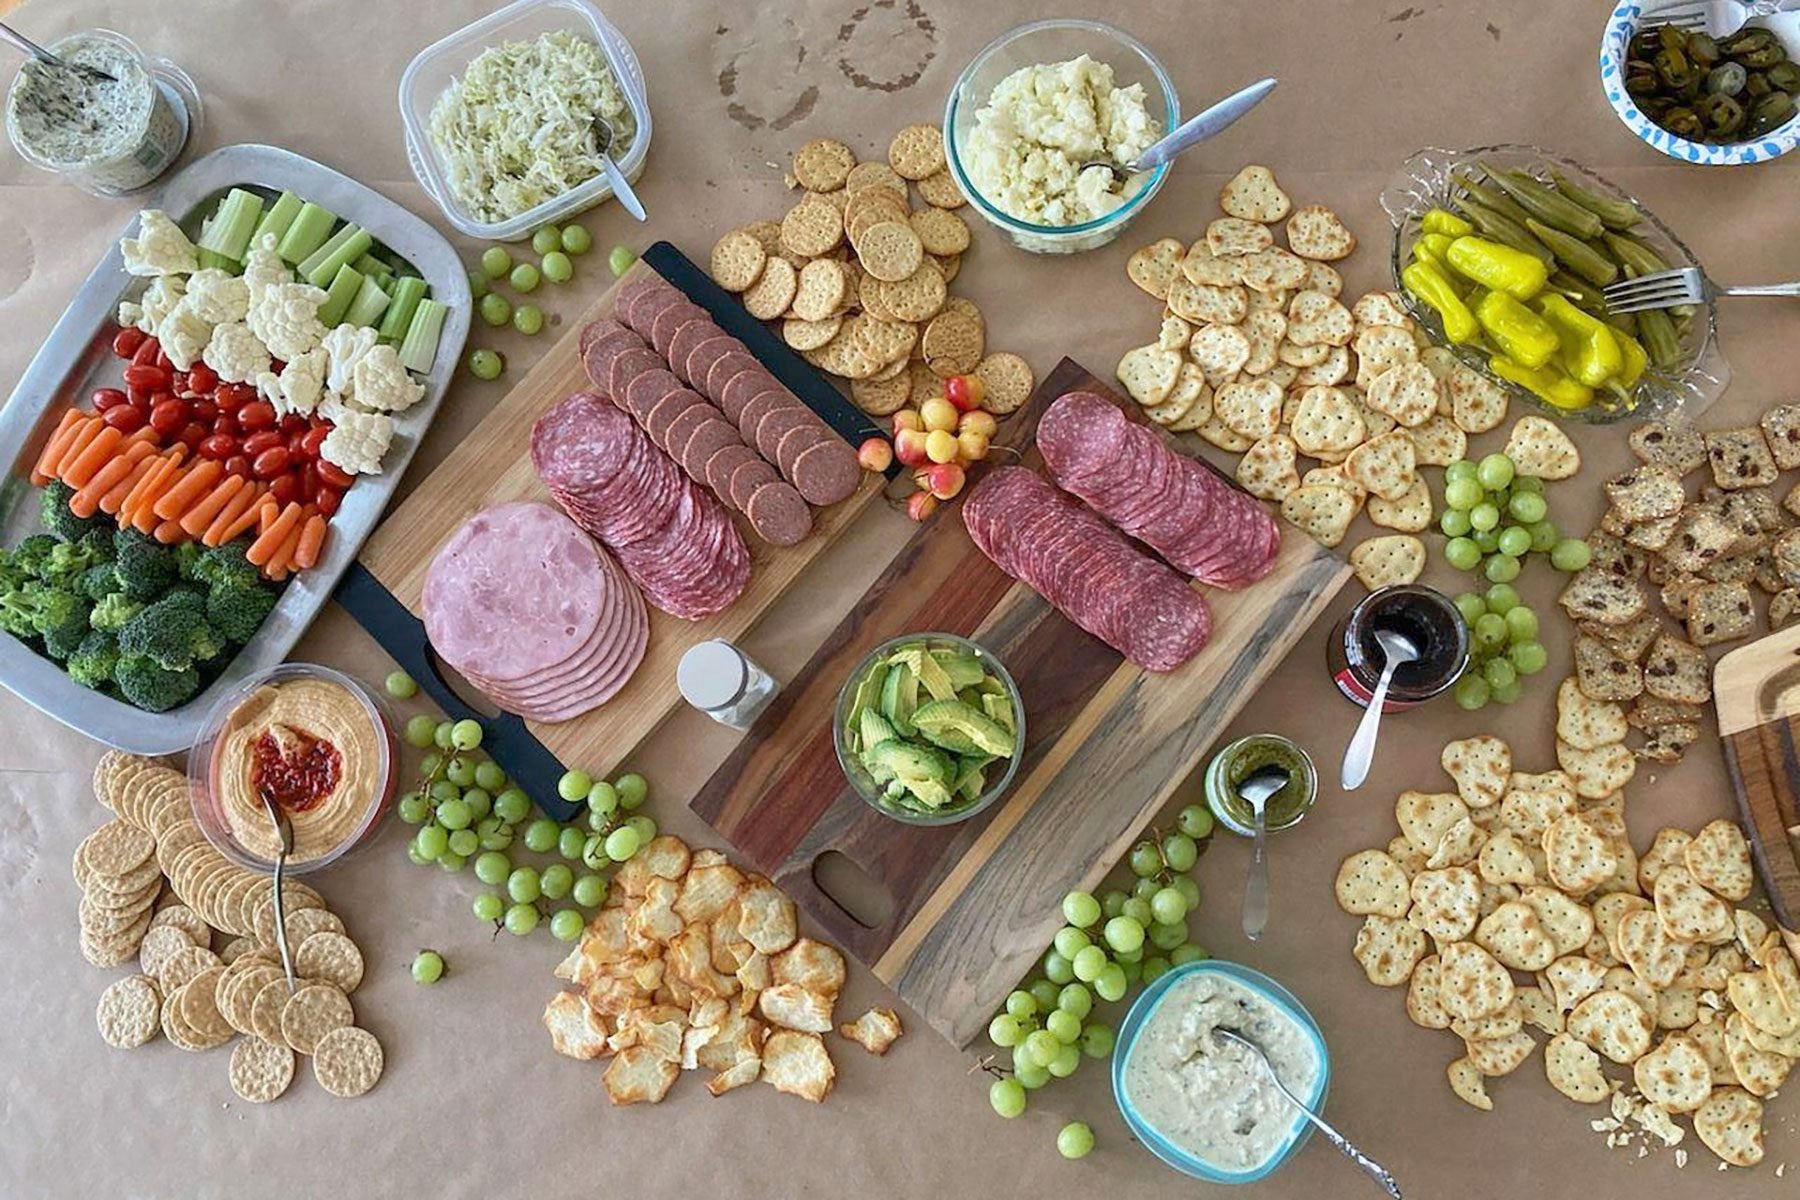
left=745, top=479, right=812, bottom=547
left=720, top=368, right=781, bottom=425
left=668, top=320, right=722, bottom=385
left=645, top=388, right=706, bottom=446
left=1038, top=390, right=1280, bottom=590
left=683, top=335, right=738, bottom=391
left=963, top=466, right=1211, bottom=672
left=651, top=301, right=707, bottom=357
left=608, top=347, right=665, bottom=409
left=682, top=419, right=740, bottom=481
left=790, top=438, right=863, bottom=506
left=664, top=404, right=713, bottom=461
left=775, top=423, right=830, bottom=477
left=729, top=459, right=780, bottom=510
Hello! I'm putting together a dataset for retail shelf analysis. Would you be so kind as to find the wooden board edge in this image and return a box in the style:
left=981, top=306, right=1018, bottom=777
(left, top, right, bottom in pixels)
left=1715, top=622, right=1800, bottom=736
left=1720, top=723, right=1800, bottom=930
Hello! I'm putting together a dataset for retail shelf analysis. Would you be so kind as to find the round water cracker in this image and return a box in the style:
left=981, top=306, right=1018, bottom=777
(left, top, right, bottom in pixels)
left=1543, top=814, right=1619, bottom=894
left=1405, top=955, right=1452, bottom=1029
left=1168, top=278, right=1248, bottom=328
left=1346, top=431, right=1417, bottom=503
left=1465, top=1028, right=1534, bottom=1077
left=1290, top=386, right=1364, bottom=456
left=281, top=983, right=353, bottom=1055
left=738, top=219, right=782, bottom=257
left=854, top=220, right=923, bottom=283
left=783, top=315, right=842, bottom=352
left=1365, top=362, right=1440, bottom=428
left=1408, top=866, right=1481, bottom=942
left=230, top=1036, right=296, bottom=1103
left=868, top=263, right=945, bottom=324
left=178, top=965, right=234, bottom=1044
left=138, top=924, right=196, bottom=979
left=1545, top=1032, right=1610, bottom=1103
left=908, top=207, right=968, bottom=257
left=741, top=255, right=797, bottom=320
left=1439, top=941, right=1514, bottom=1020
left=1280, top=483, right=1359, bottom=548
left=709, top=230, right=766, bottom=294
left=1478, top=831, right=1538, bottom=886
left=1239, top=246, right=1308, bottom=294
left=1520, top=886, right=1595, bottom=958
left=279, top=906, right=345, bottom=950
left=1475, top=900, right=1558, bottom=972
left=1287, top=291, right=1354, bottom=347
left=1188, top=325, right=1251, bottom=389
left=1618, top=907, right=1685, bottom=987
left=294, top=932, right=364, bottom=995
left=1446, top=1056, right=1492, bottom=1110
left=1634, top=1031, right=1713, bottom=1113
left=791, top=259, right=847, bottom=323
left=1350, top=535, right=1426, bottom=591
left=1127, top=237, right=1186, bottom=299
left=313, top=1025, right=384, bottom=1098
left=253, top=884, right=325, bottom=947
left=1285, top=204, right=1357, bottom=261
left=1725, top=1012, right=1793, bottom=1096
left=91, top=748, right=135, bottom=810
left=147, top=902, right=209, bottom=948
left=1367, top=478, right=1433, bottom=533
left=914, top=168, right=965, bottom=209
left=1567, top=988, right=1653, bottom=1064
left=1219, top=164, right=1291, bottom=223
left=249, top=977, right=293, bottom=1047
left=928, top=251, right=961, bottom=284
left=792, top=138, right=856, bottom=192
left=1696, top=1086, right=1765, bottom=1167
left=1352, top=914, right=1426, bottom=987
left=1654, top=865, right=1732, bottom=943
left=849, top=313, right=917, bottom=367
left=1206, top=217, right=1273, bottom=258
left=921, top=311, right=983, bottom=378
left=957, top=353, right=1029, bottom=417
left=1335, top=850, right=1411, bottom=919
left=223, top=964, right=283, bottom=1035
left=1294, top=345, right=1352, bottom=388
left=76, top=821, right=156, bottom=881
left=97, top=974, right=162, bottom=1048
left=887, top=124, right=944, bottom=180
left=159, top=943, right=221, bottom=993
left=160, top=989, right=207, bottom=1052
left=1685, top=819, right=1753, bottom=902
left=780, top=195, right=844, bottom=259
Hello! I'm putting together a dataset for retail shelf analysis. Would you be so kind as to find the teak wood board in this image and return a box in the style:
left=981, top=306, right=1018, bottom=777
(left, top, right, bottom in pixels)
left=690, top=358, right=1351, bottom=1046
left=357, top=248, right=884, bottom=783
left=1713, top=626, right=1800, bottom=928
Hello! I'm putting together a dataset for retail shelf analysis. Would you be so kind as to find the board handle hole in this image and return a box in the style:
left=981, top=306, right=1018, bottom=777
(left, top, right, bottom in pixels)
left=810, top=851, right=893, bottom=930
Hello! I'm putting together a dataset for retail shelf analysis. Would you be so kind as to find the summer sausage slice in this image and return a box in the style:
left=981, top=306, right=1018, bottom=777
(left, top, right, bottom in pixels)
left=607, top=347, right=665, bottom=408
left=644, top=388, right=706, bottom=446
left=683, top=335, right=738, bottom=392
left=790, top=438, right=864, bottom=506
left=663, top=404, right=714, bottom=462
left=729, top=459, right=780, bottom=511
left=775, top=423, right=831, bottom=477
left=667, top=320, right=722, bottom=385
left=753, top=406, right=815, bottom=464
left=704, top=350, right=762, bottom=406
left=703, top=444, right=761, bottom=506
left=681, top=418, right=740, bottom=483
left=624, top=369, right=684, bottom=427
left=736, top=390, right=789, bottom=445
left=745, top=479, right=813, bottom=547
left=720, top=367, right=782, bottom=425
left=651, top=301, right=707, bottom=357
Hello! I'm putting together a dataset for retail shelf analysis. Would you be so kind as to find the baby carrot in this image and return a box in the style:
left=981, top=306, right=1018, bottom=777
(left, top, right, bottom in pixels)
left=61, top=425, right=123, bottom=489
left=264, top=521, right=307, bottom=580
left=247, top=502, right=302, bottom=567
left=73, top=440, right=154, bottom=517
left=53, top=417, right=105, bottom=480
left=292, top=512, right=328, bottom=571
left=213, top=486, right=267, bottom=545
left=179, top=474, right=245, bottom=537
left=153, top=516, right=186, bottom=544
left=101, top=453, right=158, bottom=516
left=131, top=459, right=186, bottom=533
left=31, top=409, right=85, bottom=485
left=202, top=482, right=258, bottom=546
left=124, top=425, right=158, bottom=447
left=152, top=458, right=222, bottom=521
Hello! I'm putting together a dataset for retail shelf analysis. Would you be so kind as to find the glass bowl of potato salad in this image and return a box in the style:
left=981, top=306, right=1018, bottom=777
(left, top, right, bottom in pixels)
left=945, top=20, right=1178, bottom=254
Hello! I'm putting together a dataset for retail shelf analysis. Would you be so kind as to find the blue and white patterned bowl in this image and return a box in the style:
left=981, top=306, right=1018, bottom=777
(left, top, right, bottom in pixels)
left=1601, top=1, right=1800, bottom=165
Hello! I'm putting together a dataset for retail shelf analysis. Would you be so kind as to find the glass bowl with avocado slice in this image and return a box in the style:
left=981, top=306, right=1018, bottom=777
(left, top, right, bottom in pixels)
left=833, top=633, right=1026, bottom=826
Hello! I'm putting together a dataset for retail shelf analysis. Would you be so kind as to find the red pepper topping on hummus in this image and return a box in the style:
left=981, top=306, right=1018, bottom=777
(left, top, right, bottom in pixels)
left=251, top=725, right=342, bottom=814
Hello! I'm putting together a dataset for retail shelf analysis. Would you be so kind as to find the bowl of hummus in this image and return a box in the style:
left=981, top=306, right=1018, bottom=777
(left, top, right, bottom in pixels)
left=188, top=664, right=397, bottom=873
left=1113, top=961, right=1329, bottom=1184
left=944, top=20, right=1177, bottom=254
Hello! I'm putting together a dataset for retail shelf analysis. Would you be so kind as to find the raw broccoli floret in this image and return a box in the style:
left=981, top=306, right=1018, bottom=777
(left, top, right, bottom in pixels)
left=174, top=541, right=203, bottom=582
left=112, top=528, right=178, bottom=600
left=41, top=605, right=91, bottom=661
left=117, top=590, right=219, bottom=671
left=206, top=580, right=278, bottom=644
left=0, top=581, right=83, bottom=644
left=13, top=533, right=58, bottom=578
left=192, top=540, right=261, bottom=590
left=67, top=628, right=119, bottom=689
left=77, top=526, right=116, bottom=562
left=77, top=562, right=123, bottom=602
left=114, top=654, right=200, bottom=712
left=40, top=481, right=104, bottom=543
left=91, top=592, right=145, bottom=633
left=41, top=539, right=105, bottom=589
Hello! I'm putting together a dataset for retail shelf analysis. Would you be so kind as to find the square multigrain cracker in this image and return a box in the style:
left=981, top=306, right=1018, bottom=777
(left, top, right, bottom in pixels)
left=1604, top=465, right=1685, bottom=523
left=1685, top=579, right=1754, bottom=646
left=1642, top=634, right=1711, bottom=705
left=1559, top=569, right=1646, bottom=627
left=1705, top=426, right=1778, bottom=490
left=1628, top=421, right=1707, bottom=473
left=1574, top=635, right=1643, bottom=702
left=1760, top=403, right=1800, bottom=470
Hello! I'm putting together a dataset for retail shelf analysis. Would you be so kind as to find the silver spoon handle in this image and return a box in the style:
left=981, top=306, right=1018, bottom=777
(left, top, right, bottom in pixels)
left=1289, top=1104, right=1403, bottom=1199
left=271, top=850, right=298, bottom=994
left=1242, top=803, right=1269, bottom=940
left=1134, top=77, right=1277, bottom=172
left=0, top=22, right=57, bottom=68
left=1340, top=661, right=1397, bottom=790
left=600, top=155, right=647, bottom=223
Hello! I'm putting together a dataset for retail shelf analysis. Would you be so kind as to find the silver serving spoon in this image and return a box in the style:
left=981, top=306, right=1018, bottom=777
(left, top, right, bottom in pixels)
left=1237, top=763, right=1290, bottom=942
left=1081, top=77, right=1277, bottom=180
left=0, top=23, right=116, bottom=84
left=592, top=114, right=647, bottom=223
left=257, top=790, right=299, bottom=994
left=1213, top=1028, right=1403, bottom=1198
left=1339, top=628, right=1421, bottom=792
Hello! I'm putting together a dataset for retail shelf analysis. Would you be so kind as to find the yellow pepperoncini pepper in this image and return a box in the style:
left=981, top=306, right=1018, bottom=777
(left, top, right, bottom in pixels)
left=1412, top=232, right=1457, bottom=273
left=1612, top=328, right=1648, bottom=390
left=1536, top=294, right=1624, bottom=389
left=1446, top=236, right=1550, bottom=301
left=1420, top=208, right=1474, bottom=237
left=1490, top=355, right=1594, bottom=410
left=1401, top=261, right=1478, bottom=344
left=1473, top=291, right=1561, bottom=369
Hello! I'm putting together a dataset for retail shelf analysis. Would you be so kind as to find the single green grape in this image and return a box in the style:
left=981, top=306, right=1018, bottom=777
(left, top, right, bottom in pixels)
left=989, top=1076, right=1027, bottom=1118
left=512, top=304, right=544, bottom=336
left=1440, top=507, right=1473, bottom=538
left=467, top=270, right=488, bottom=299
left=558, top=769, right=594, bottom=802
left=383, top=670, right=417, bottom=699
left=507, top=867, right=541, bottom=904
left=1483, top=658, right=1518, bottom=691
left=1497, top=526, right=1532, bottom=558
left=474, top=850, right=511, bottom=885
left=411, top=950, right=445, bottom=984
left=494, top=787, right=530, bottom=824
left=1062, top=890, right=1101, bottom=928
left=473, top=893, right=504, bottom=922
left=437, top=849, right=467, bottom=872
left=473, top=760, right=506, bottom=792
left=1509, top=640, right=1549, bottom=675
left=1081, top=1022, right=1116, bottom=1058
left=1053, top=926, right=1090, bottom=960
left=1127, top=840, right=1162, bottom=877
left=1057, top=1122, right=1096, bottom=1160
left=1141, top=956, right=1171, bottom=984
left=1169, top=943, right=1210, bottom=966
left=420, top=751, right=445, bottom=777
left=1491, top=677, right=1524, bottom=704
left=397, top=792, right=429, bottom=825
left=1161, top=833, right=1199, bottom=872
left=1471, top=527, right=1501, bottom=554
left=1469, top=501, right=1501, bottom=532
left=1484, top=553, right=1521, bottom=584
left=1550, top=538, right=1592, bottom=571
left=433, top=720, right=455, bottom=749
left=540, top=864, right=574, bottom=900
left=615, top=773, right=649, bottom=809
left=1072, top=945, right=1108, bottom=983
left=1150, top=886, right=1188, bottom=925
left=1484, top=583, right=1520, bottom=614
left=1094, top=962, right=1128, bottom=1002
left=1015, top=1062, right=1051, bottom=1090
left=1045, top=1009, right=1082, bottom=1044
left=608, top=245, right=635, bottom=277
left=1507, top=491, right=1548, bottom=524
left=402, top=713, right=436, bottom=748
left=461, top=788, right=491, bottom=822
left=477, top=819, right=513, bottom=852
left=541, top=251, right=573, bottom=284
left=1057, top=982, right=1093, bottom=1020
left=1175, top=804, right=1214, bottom=840
left=1477, top=452, right=1516, bottom=489
left=1023, top=1029, right=1061, bottom=1068
left=1529, top=519, right=1560, bottom=552
left=1104, top=916, right=1145, bottom=954
left=1172, top=875, right=1201, bottom=910
left=1505, top=606, right=1540, bottom=643
left=1004, top=989, right=1037, bottom=1020
left=428, top=779, right=460, bottom=805
left=1473, top=612, right=1508, bottom=651
left=479, top=246, right=512, bottom=278
left=1454, top=592, right=1488, bottom=626
left=1132, top=876, right=1161, bottom=902
left=604, top=826, right=642, bottom=862
left=1445, top=537, right=1482, bottom=572
left=1113, top=943, right=1144, bottom=966
left=447, top=829, right=479, bottom=857
left=446, top=756, right=478, bottom=787
left=406, top=842, right=429, bottom=866
left=989, top=1013, right=1024, bottom=1047
left=561, top=223, right=593, bottom=255
left=558, top=826, right=587, bottom=860
left=1149, top=919, right=1189, bottom=951
left=436, top=798, right=472, bottom=831
left=1042, top=949, right=1074, bottom=984
left=509, top=263, right=541, bottom=293
left=550, top=908, right=584, bottom=941
left=1444, top=459, right=1477, bottom=484
left=572, top=874, right=607, bottom=908
left=1047, top=1041, right=1081, bottom=1078
left=1121, top=897, right=1154, bottom=927
left=531, top=226, right=562, bottom=256
left=504, top=903, right=540, bottom=936
left=1444, top=477, right=1484, bottom=511
left=625, top=815, right=656, bottom=844
left=446, top=718, right=480, bottom=750
left=477, top=294, right=511, bottom=328
left=1100, top=889, right=1129, bottom=920
left=581, top=834, right=608, bottom=871
left=587, top=781, right=620, bottom=816
left=1453, top=674, right=1491, bottom=710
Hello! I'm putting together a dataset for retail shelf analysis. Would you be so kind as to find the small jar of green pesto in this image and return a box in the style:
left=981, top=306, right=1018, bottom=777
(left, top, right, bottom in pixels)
left=1203, top=734, right=1317, bottom=837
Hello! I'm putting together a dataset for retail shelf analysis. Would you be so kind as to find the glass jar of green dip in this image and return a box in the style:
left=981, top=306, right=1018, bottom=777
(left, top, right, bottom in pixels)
left=1202, top=734, right=1317, bottom=837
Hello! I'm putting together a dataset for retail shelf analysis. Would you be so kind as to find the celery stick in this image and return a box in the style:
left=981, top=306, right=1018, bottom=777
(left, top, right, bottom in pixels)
left=252, top=191, right=303, bottom=247
left=316, top=264, right=365, bottom=328
left=378, top=275, right=427, bottom=343
left=344, top=273, right=391, bottom=328
left=196, top=189, right=263, bottom=261
left=398, top=298, right=447, bottom=373
left=300, top=225, right=372, bottom=288
left=352, top=252, right=393, bottom=280
left=277, top=202, right=337, bottom=265
left=195, top=248, right=238, bottom=272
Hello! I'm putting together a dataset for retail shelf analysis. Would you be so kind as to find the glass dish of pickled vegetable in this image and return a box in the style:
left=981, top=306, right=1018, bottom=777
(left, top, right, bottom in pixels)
left=1382, top=144, right=1729, bottom=426
left=1626, top=22, right=1800, bottom=144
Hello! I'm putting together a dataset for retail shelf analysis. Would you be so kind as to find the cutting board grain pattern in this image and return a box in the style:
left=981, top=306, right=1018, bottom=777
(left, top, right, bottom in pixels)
left=690, top=358, right=1351, bottom=1045
left=1714, top=626, right=1800, bottom=928
left=356, top=247, right=883, bottom=784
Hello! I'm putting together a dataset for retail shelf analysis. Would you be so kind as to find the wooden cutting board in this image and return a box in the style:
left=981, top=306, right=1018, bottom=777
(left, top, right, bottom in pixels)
left=351, top=244, right=886, bottom=791
left=690, top=358, right=1351, bottom=1045
left=1713, top=625, right=1800, bottom=928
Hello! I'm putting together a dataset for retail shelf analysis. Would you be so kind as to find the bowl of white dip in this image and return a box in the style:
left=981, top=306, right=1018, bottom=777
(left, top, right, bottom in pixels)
left=943, top=20, right=1177, bottom=254
left=1112, top=961, right=1329, bottom=1184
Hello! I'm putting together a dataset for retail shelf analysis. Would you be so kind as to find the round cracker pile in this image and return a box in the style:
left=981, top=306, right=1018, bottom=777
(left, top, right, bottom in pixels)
left=1332, top=730, right=1793, bottom=1169
left=79, top=751, right=384, bottom=1103
left=706, top=130, right=1034, bottom=424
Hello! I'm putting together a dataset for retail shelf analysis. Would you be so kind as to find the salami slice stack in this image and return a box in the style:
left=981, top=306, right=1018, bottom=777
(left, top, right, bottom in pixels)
left=422, top=502, right=648, bottom=723
left=532, top=392, right=751, bottom=620
left=1038, top=390, right=1281, bottom=590
left=963, top=467, right=1211, bottom=672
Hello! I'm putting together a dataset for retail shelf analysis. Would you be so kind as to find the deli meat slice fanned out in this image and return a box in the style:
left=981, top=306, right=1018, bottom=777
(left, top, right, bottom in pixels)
left=1037, top=390, right=1281, bottom=590
left=422, top=501, right=648, bottom=723
left=962, top=466, right=1210, bottom=672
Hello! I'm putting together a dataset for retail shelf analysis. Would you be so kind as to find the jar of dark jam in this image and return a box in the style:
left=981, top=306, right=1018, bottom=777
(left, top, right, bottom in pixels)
left=1328, top=584, right=1468, bottom=712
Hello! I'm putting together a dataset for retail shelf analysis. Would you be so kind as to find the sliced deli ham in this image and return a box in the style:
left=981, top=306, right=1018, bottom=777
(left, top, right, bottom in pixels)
left=963, top=466, right=1211, bottom=672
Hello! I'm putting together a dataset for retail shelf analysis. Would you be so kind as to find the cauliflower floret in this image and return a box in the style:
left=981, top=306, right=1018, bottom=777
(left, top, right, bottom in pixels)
left=117, top=300, right=144, bottom=329
left=202, top=322, right=272, bottom=384
left=256, top=347, right=329, bottom=417
left=154, top=296, right=213, bottom=370
left=321, top=324, right=380, bottom=397
left=247, top=281, right=330, bottom=361
left=120, top=209, right=199, bottom=277
left=182, top=268, right=251, bottom=325
left=134, top=275, right=187, bottom=335
left=318, top=399, right=393, bottom=476
left=348, top=344, right=425, bottom=414
left=242, top=232, right=291, bottom=303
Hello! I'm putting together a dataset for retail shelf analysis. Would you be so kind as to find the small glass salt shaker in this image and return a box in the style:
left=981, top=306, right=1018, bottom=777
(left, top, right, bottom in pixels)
left=677, top=640, right=777, bottom=729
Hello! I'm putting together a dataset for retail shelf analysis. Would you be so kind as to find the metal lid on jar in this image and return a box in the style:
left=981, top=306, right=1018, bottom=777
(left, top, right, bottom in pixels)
left=677, top=640, right=748, bottom=712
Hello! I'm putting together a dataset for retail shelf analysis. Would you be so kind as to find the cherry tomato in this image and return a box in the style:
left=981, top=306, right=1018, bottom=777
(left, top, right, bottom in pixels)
left=199, top=433, right=237, bottom=460
left=122, top=364, right=169, bottom=391
left=269, top=472, right=301, bottom=507
left=211, top=417, right=238, bottom=440
left=126, top=384, right=153, bottom=408
left=297, top=461, right=319, bottom=503
left=112, top=326, right=146, bottom=359
left=149, top=399, right=188, bottom=437
left=141, top=389, right=171, bottom=414
left=237, top=400, right=276, bottom=431
left=224, top=454, right=252, bottom=480
left=185, top=363, right=218, bottom=396
left=299, top=426, right=329, bottom=459
left=279, top=413, right=307, bottom=435
left=90, top=387, right=128, bottom=411
left=945, top=374, right=985, bottom=412
left=315, top=487, right=343, bottom=518
left=242, top=430, right=283, bottom=456
left=252, top=446, right=292, bottom=480
left=130, top=337, right=161, bottom=367
left=316, top=460, right=355, bottom=490
left=101, top=404, right=145, bottom=433
left=189, top=399, right=217, bottom=423
left=214, top=383, right=252, bottom=411
left=286, top=430, right=310, bottom=459
left=154, top=348, right=172, bottom=373
left=177, top=421, right=207, bottom=451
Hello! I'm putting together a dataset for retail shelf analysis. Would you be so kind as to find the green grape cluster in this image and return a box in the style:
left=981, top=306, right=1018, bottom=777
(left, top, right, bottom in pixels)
left=983, top=804, right=1215, bottom=1136
left=1439, top=454, right=1590, bottom=585
left=398, top=712, right=652, bottom=941
left=1451, top=583, right=1549, bottom=710
left=465, top=224, right=599, bottom=378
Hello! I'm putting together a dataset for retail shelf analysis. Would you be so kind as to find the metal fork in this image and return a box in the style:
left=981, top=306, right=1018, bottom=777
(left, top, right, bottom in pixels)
left=1644, top=0, right=1787, bottom=34
left=1603, top=266, right=1800, bottom=312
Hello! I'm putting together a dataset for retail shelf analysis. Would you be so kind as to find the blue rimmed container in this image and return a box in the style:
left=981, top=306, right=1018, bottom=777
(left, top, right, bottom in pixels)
left=1112, top=960, right=1330, bottom=1185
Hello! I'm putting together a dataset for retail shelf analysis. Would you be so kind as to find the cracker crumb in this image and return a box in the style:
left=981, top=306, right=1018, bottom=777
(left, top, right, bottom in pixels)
left=1675, top=1150, right=1688, bottom=1169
